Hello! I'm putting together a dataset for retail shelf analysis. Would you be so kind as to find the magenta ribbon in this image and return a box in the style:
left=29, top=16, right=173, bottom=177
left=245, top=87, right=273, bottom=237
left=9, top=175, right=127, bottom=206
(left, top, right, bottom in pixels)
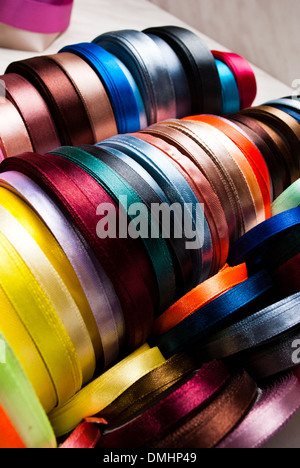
left=0, top=0, right=74, bottom=34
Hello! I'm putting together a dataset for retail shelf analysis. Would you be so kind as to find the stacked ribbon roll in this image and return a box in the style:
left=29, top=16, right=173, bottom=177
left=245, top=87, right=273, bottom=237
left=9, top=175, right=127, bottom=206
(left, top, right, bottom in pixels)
left=0, top=22, right=299, bottom=447
left=0, top=26, right=256, bottom=160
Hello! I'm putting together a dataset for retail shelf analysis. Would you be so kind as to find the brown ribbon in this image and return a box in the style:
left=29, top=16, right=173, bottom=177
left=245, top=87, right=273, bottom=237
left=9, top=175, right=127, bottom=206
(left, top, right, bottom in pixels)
left=98, top=353, right=197, bottom=430
left=137, top=127, right=229, bottom=275
left=6, top=56, right=94, bottom=146
left=229, top=113, right=285, bottom=200
left=0, top=98, right=33, bottom=157
left=47, top=53, right=118, bottom=144
left=0, top=73, right=60, bottom=153
left=241, top=106, right=300, bottom=183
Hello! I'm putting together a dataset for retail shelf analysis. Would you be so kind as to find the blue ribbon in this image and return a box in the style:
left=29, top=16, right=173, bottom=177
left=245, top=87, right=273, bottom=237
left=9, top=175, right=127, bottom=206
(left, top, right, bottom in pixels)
left=215, top=59, right=240, bottom=114
left=59, top=42, right=140, bottom=134
left=228, top=207, right=300, bottom=266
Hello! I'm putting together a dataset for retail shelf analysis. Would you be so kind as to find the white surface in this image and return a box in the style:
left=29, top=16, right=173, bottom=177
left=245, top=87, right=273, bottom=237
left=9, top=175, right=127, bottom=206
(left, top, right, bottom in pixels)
left=150, top=0, right=300, bottom=87
left=0, top=0, right=297, bottom=449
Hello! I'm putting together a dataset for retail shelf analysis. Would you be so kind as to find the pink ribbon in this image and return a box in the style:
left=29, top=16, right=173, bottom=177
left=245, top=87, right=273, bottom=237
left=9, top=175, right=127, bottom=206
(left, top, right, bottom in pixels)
left=0, top=0, right=74, bottom=34
left=218, top=368, right=300, bottom=449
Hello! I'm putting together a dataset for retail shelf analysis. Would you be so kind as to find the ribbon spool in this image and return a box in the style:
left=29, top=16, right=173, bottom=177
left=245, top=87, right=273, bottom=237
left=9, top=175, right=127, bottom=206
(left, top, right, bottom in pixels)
left=143, top=26, right=222, bottom=115
left=59, top=42, right=141, bottom=135
left=0, top=153, right=155, bottom=355
left=0, top=26, right=256, bottom=158
left=218, top=369, right=300, bottom=449
left=99, top=134, right=213, bottom=286
left=211, top=50, right=257, bottom=109
left=0, top=74, right=60, bottom=154
left=272, top=179, right=300, bottom=215
left=213, top=58, right=240, bottom=114
left=93, top=30, right=176, bottom=126
left=0, top=332, right=57, bottom=449
left=0, top=0, right=74, bottom=35
left=47, top=145, right=175, bottom=313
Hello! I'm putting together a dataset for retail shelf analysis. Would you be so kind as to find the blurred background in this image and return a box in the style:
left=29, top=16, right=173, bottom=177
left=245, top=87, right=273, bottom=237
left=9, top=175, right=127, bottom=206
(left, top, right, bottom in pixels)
left=149, top=0, right=300, bottom=88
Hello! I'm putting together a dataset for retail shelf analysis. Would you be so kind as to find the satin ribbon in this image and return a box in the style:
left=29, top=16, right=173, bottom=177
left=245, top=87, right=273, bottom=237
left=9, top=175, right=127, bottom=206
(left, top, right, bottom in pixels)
left=218, top=369, right=300, bottom=449
left=152, top=264, right=248, bottom=336
left=93, top=30, right=176, bottom=126
left=0, top=170, right=122, bottom=368
left=154, top=270, right=274, bottom=359
left=143, top=26, right=222, bottom=115
left=214, top=59, right=240, bottom=113
left=48, top=145, right=176, bottom=313
left=0, top=405, right=26, bottom=449
left=97, top=352, right=197, bottom=430
left=241, top=106, right=300, bottom=183
left=272, top=179, right=300, bottom=215
left=47, top=53, right=118, bottom=144
left=0, top=281, right=56, bottom=413
left=183, top=115, right=271, bottom=217
left=0, top=73, right=60, bottom=153
left=0, top=230, right=82, bottom=407
left=0, top=332, right=57, bottom=449
left=0, top=0, right=73, bottom=34
left=0, top=98, right=33, bottom=157
left=253, top=224, right=300, bottom=274
left=146, top=33, right=192, bottom=118
left=187, top=119, right=266, bottom=224
left=0, top=153, right=154, bottom=352
left=6, top=56, right=94, bottom=147
left=158, top=119, right=253, bottom=241
left=229, top=113, right=284, bottom=199
left=99, top=134, right=213, bottom=285
left=48, top=344, right=166, bottom=437
left=59, top=43, right=140, bottom=135
left=212, top=50, right=257, bottom=109
left=0, top=185, right=101, bottom=362
left=98, top=360, right=230, bottom=449
left=137, top=125, right=229, bottom=275
left=0, top=203, right=96, bottom=387
left=243, top=324, right=300, bottom=380
left=197, top=293, right=300, bottom=365
left=228, top=207, right=300, bottom=267
left=152, top=370, right=257, bottom=449
left=79, top=143, right=189, bottom=301
left=264, top=97, right=300, bottom=117
left=60, top=418, right=105, bottom=449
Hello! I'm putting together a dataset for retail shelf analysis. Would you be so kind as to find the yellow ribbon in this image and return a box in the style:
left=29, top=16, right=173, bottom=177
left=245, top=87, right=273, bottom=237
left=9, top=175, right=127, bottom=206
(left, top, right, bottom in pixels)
left=0, top=230, right=82, bottom=408
left=0, top=187, right=103, bottom=360
left=0, top=202, right=96, bottom=387
left=0, top=288, right=56, bottom=413
left=49, top=344, right=166, bottom=437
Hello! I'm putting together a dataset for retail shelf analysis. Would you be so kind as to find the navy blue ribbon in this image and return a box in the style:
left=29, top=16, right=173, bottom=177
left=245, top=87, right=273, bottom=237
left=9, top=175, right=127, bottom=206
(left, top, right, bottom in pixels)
left=153, top=270, right=274, bottom=359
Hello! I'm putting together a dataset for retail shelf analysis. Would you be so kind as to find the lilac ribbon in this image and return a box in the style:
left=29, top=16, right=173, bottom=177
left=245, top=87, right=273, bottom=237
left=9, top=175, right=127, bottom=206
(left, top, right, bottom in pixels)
left=0, top=0, right=74, bottom=34
left=218, top=369, right=300, bottom=448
